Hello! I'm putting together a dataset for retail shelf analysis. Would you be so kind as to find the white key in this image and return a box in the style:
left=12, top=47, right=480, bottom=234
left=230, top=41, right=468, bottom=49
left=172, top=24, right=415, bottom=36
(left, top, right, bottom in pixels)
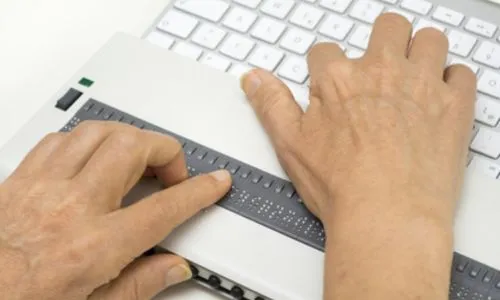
left=318, top=14, right=354, bottom=41
left=250, top=17, right=286, bottom=44
left=286, top=81, right=310, bottom=110
left=475, top=95, right=500, bottom=127
left=432, top=6, right=464, bottom=26
left=222, top=7, right=257, bottom=33
left=386, top=8, right=415, bottom=23
left=346, top=49, right=365, bottom=59
left=465, top=18, right=497, bottom=38
left=174, top=0, right=229, bottom=22
left=229, top=64, right=253, bottom=78
left=173, top=42, right=203, bottom=60
left=248, top=45, right=285, bottom=71
left=471, top=128, right=500, bottom=159
left=280, top=28, right=316, bottom=55
left=157, top=11, right=198, bottom=39
left=349, top=0, right=384, bottom=24
left=290, top=4, right=325, bottom=30
left=449, top=58, right=479, bottom=74
left=278, top=56, right=309, bottom=84
left=319, top=0, right=353, bottom=14
left=400, top=0, right=433, bottom=15
left=473, top=41, right=500, bottom=69
left=478, top=70, right=500, bottom=99
left=146, top=32, right=175, bottom=49
left=470, top=156, right=500, bottom=179
left=348, top=25, right=372, bottom=50
left=261, top=0, right=295, bottom=19
left=447, top=30, right=477, bottom=57
left=192, top=24, right=227, bottom=49
left=220, top=34, right=255, bottom=60
left=413, top=19, right=446, bottom=34
left=200, top=53, right=232, bottom=71
left=380, top=0, right=397, bottom=3
left=233, top=0, right=262, bottom=8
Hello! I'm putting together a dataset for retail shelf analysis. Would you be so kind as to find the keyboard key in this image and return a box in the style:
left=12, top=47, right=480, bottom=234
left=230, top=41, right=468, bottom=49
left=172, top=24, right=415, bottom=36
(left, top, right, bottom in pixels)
left=233, top=0, right=262, bottom=8
left=290, top=3, right=325, bottom=30
left=280, top=28, right=316, bottom=55
left=478, top=70, right=500, bottom=99
left=251, top=17, right=287, bottom=44
left=348, top=25, right=372, bottom=50
left=349, top=0, right=384, bottom=24
left=413, top=19, right=446, bottom=34
left=229, top=64, right=253, bottom=78
left=319, top=0, right=353, bottom=14
left=380, top=0, right=397, bottom=3
left=346, top=49, right=365, bottom=59
left=432, top=6, right=464, bottom=26
left=449, top=58, right=479, bottom=74
left=261, top=0, right=295, bottom=19
left=157, top=10, right=198, bottom=39
left=475, top=95, right=500, bottom=127
left=473, top=41, right=500, bottom=69
left=174, top=0, right=230, bottom=22
left=248, top=45, right=285, bottom=71
left=146, top=32, right=175, bottom=49
left=222, top=7, right=258, bottom=33
left=471, top=128, right=500, bottom=159
left=173, top=42, right=203, bottom=60
left=192, top=24, right=227, bottom=49
left=401, top=0, right=433, bottom=15
left=386, top=8, right=416, bottom=23
left=447, top=30, right=477, bottom=57
left=470, top=157, right=500, bottom=179
left=278, top=56, right=309, bottom=84
left=465, top=17, right=497, bottom=38
left=318, top=14, right=354, bottom=41
left=200, top=53, right=232, bottom=71
left=220, top=34, right=255, bottom=60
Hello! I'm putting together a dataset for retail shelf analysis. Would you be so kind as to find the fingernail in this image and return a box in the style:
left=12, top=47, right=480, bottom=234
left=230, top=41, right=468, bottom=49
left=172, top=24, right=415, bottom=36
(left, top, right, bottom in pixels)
left=165, top=264, right=192, bottom=288
left=210, top=170, right=230, bottom=182
left=240, top=70, right=261, bottom=98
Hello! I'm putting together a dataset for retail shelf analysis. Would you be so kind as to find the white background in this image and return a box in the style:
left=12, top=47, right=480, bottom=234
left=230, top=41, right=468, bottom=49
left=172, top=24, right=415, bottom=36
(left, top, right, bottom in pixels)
left=0, top=0, right=223, bottom=298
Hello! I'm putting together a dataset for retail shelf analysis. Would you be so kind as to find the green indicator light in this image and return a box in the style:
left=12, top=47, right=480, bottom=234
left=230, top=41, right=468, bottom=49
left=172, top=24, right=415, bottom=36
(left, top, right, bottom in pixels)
left=79, top=77, right=94, bottom=87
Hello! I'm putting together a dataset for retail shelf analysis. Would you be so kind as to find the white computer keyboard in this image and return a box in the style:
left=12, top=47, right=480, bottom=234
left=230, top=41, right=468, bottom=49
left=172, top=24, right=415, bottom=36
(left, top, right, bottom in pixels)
left=145, top=0, right=500, bottom=180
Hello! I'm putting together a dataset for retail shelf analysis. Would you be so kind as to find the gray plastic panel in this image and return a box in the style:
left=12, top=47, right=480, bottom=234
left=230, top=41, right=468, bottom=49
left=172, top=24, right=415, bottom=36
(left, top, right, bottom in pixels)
left=61, top=98, right=500, bottom=300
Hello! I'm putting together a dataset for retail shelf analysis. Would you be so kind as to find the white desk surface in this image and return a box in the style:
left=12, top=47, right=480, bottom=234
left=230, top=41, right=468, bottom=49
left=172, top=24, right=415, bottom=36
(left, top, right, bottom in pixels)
left=0, top=0, right=223, bottom=299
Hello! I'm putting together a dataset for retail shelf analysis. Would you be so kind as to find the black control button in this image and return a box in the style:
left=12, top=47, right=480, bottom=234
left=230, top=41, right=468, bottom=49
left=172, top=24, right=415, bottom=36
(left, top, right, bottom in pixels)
left=456, top=261, right=468, bottom=272
left=274, top=184, right=284, bottom=194
left=255, top=297, right=265, bottom=300
left=483, top=271, right=493, bottom=283
left=496, top=281, right=500, bottom=289
left=103, top=111, right=113, bottom=120
left=190, top=265, right=199, bottom=277
left=286, top=189, right=296, bottom=198
left=240, top=169, right=251, bottom=179
left=208, top=275, right=221, bottom=288
left=263, top=179, right=274, bottom=189
left=207, top=155, right=218, bottom=165
left=218, top=160, right=229, bottom=169
left=92, top=107, right=103, bottom=116
left=185, top=147, right=197, bottom=156
left=197, top=151, right=208, bottom=160
left=83, top=102, right=94, bottom=111
left=228, top=165, right=240, bottom=175
left=230, top=286, right=244, bottom=299
left=470, top=267, right=481, bottom=278
left=251, top=175, right=262, bottom=184
left=56, top=88, right=83, bottom=111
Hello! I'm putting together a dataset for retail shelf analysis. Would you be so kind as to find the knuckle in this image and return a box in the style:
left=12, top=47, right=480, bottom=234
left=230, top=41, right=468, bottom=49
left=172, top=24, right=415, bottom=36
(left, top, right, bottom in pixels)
left=41, top=132, right=65, bottom=144
left=325, top=60, right=353, bottom=79
left=75, top=120, right=107, bottom=133
left=108, top=131, right=141, bottom=148
left=377, top=12, right=412, bottom=30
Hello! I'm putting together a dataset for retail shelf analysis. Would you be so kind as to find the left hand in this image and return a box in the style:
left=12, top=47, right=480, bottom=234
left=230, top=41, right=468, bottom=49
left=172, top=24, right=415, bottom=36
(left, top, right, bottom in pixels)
left=0, top=121, right=232, bottom=300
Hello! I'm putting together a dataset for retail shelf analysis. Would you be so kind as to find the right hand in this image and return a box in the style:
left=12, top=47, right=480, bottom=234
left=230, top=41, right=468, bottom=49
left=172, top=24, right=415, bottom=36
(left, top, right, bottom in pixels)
left=241, top=13, right=476, bottom=232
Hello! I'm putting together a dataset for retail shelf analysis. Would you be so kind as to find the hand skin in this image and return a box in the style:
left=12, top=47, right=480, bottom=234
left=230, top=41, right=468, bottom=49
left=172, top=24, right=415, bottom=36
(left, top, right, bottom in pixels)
left=0, top=122, right=232, bottom=300
left=242, top=13, right=476, bottom=300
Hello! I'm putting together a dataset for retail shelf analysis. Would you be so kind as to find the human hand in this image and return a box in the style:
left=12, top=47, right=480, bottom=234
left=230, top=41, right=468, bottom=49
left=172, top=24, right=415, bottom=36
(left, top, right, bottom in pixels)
left=241, top=13, right=476, bottom=299
left=0, top=122, right=232, bottom=300
left=241, top=13, right=476, bottom=230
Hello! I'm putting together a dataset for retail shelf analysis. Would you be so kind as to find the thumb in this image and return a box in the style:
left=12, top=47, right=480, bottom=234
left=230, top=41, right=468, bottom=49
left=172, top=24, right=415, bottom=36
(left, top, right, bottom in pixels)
left=241, top=69, right=303, bottom=148
left=89, top=254, right=192, bottom=300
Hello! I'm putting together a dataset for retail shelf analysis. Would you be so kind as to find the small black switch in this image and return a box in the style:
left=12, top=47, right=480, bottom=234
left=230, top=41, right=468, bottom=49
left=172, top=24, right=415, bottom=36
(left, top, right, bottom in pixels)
left=483, top=271, right=493, bottom=283
left=231, top=286, right=244, bottom=299
left=56, top=88, right=83, bottom=111
left=189, top=265, right=199, bottom=277
left=469, top=267, right=481, bottom=278
left=208, top=275, right=221, bottom=288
